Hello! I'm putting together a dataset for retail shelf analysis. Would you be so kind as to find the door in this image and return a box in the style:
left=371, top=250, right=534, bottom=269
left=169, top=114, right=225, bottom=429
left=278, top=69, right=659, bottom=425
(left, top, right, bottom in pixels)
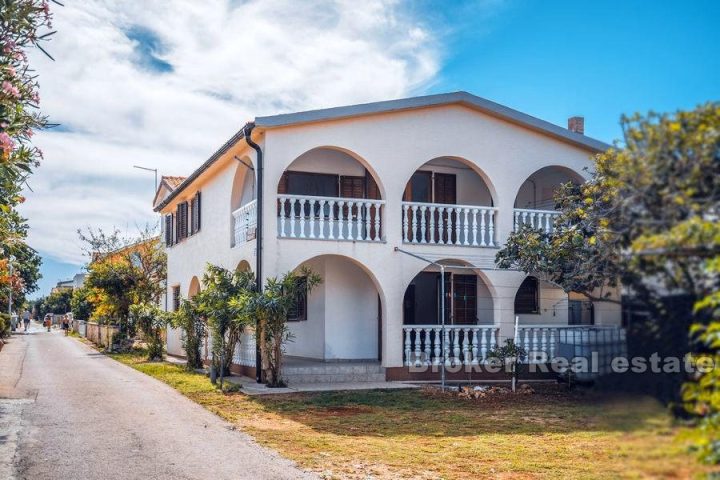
left=433, top=173, right=456, bottom=243
left=452, top=274, right=477, bottom=325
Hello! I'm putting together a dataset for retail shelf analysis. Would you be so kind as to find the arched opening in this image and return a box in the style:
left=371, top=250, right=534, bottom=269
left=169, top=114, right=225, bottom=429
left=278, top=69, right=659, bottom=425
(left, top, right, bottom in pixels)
left=402, top=157, right=497, bottom=247
left=513, top=275, right=570, bottom=325
left=513, top=166, right=584, bottom=232
left=231, top=157, right=257, bottom=247
left=236, top=260, right=252, bottom=272
left=514, top=165, right=584, bottom=210
left=284, top=254, right=384, bottom=361
left=188, top=276, right=201, bottom=299
left=401, top=259, right=496, bottom=366
left=276, top=147, right=385, bottom=242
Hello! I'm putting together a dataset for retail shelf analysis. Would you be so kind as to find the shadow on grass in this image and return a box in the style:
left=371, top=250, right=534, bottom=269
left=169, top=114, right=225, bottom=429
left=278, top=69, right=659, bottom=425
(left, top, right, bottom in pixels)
left=113, top=351, right=669, bottom=439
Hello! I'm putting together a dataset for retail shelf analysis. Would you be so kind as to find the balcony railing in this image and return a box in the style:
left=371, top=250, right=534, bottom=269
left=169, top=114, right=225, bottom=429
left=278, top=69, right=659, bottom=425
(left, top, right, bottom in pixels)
left=402, top=202, right=497, bottom=247
left=403, top=325, right=499, bottom=366
left=513, top=208, right=561, bottom=234
left=232, top=200, right=257, bottom=246
left=517, top=325, right=626, bottom=366
left=277, top=194, right=384, bottom=242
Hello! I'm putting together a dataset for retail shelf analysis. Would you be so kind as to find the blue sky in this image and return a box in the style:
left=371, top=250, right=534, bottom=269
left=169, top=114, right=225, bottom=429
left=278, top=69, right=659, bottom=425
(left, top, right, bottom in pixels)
left=27, top=0, right=719, bottom=298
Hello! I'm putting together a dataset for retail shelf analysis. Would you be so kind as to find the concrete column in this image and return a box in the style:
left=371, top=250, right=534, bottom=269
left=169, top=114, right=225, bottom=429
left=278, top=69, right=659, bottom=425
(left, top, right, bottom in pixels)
left=381, top=279, right=405, bottom=368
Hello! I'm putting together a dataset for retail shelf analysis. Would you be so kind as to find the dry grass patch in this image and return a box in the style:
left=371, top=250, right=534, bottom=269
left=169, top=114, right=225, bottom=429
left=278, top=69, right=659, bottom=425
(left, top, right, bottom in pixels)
left=110, top=351, right=717, bottom=480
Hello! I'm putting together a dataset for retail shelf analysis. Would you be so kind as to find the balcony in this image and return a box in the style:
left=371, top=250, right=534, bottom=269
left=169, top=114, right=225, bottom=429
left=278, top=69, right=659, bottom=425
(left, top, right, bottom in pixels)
left=402, top=202, right=498, bottom=247
left=513, top=208, right=560, bottom=233
left=277, top=194, right=384, bottom=242
left=232, top=200, right=257, bottom=246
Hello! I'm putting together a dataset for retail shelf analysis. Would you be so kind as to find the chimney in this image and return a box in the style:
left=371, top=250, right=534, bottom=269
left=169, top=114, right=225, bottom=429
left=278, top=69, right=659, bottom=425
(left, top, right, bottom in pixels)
left=568, top=116, right=584, bottom=135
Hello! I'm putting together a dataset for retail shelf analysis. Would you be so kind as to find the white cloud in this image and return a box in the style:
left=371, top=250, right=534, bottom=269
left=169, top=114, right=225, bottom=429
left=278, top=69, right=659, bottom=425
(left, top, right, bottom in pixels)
left=19, top=0, right=442, bottom=265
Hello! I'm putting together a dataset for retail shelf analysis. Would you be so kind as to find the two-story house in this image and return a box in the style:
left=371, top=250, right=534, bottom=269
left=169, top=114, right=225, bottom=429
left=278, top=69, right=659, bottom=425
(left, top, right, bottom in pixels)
left=153, top=92, right=623, bottom=384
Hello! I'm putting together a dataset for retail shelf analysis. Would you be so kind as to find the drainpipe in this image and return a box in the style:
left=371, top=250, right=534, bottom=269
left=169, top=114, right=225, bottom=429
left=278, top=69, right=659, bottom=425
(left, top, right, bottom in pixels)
left=243, top=123, right=264, bottom=383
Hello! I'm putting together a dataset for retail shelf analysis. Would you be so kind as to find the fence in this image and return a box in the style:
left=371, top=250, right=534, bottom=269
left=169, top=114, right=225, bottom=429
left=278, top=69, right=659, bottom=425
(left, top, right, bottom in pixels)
left=85, top=322, right=120, bottom=347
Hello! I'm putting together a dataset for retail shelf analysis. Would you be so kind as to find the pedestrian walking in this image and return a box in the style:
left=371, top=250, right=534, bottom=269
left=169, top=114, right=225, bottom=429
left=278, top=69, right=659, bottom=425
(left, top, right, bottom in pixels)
left=22, top=310, right=30, bottom=332
left=62, top=315, right=70, bottom=336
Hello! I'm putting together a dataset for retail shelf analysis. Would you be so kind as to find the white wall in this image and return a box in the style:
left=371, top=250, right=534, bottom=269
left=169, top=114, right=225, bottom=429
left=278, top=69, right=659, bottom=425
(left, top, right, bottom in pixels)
left=286, top=255, right=379, bottom=360
left=516, top=279, right=570, bottom=325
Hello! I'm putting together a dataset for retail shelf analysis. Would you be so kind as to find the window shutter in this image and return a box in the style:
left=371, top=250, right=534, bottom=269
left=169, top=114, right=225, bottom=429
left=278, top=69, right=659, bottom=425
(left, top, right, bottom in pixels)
left=277, top=172, right=289, bottom=194
left=366, top=170, right=380, bottom=200
left=195, top=191, right=201, bottom=232
left=164, top=215, right=174, bottom=246
left=176, top=202, right=188, bottom=241
left=340, top=176, right=365, bottom=199
left=189, top=197, right=196, bottom=236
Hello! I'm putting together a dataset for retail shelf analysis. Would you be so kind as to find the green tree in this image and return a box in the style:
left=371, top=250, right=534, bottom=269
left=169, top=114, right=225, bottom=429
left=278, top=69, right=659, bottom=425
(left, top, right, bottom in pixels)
left=0, top=1, right=54, bottom=310
left=130, top=302, right=170, bottom=361
left=40, top=289, right=72, bottom=317
left=232, top=268, right=321, bottom=387
left=70, top=285, right=94, bottom=320
left=79, top=227, right=166, bottom=337
left=496, top=103, right=720, bottom=462
left=194, top=264, right=254, bottom=379
left=170, top=297, right=205, bottom=370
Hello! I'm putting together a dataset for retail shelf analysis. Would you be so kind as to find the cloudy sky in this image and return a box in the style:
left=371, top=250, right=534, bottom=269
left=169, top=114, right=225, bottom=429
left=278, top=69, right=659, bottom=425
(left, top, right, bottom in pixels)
left=22, top=0, right=719, bottom=296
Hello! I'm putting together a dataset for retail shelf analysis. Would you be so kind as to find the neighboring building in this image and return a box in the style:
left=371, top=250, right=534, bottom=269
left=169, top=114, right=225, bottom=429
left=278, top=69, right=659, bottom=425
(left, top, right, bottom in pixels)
left=154, top=92, right=623, bottom=382
left=51, top=279, right=74, bottom=294
left=72, top=273, right=86, bottom=289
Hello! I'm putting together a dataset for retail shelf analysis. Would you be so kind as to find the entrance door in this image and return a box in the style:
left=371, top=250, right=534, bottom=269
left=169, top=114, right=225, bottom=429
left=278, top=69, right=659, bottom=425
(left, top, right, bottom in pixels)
left=452, top=274, right=477, bottom=325
left=403, top=272, right=451, bottom=325
left=433, top=173, right=456, bottom=243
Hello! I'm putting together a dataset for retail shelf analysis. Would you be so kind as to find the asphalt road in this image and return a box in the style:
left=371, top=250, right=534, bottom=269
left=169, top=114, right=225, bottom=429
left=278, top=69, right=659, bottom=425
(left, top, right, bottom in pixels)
left=0, top=323, right=316, bottom=480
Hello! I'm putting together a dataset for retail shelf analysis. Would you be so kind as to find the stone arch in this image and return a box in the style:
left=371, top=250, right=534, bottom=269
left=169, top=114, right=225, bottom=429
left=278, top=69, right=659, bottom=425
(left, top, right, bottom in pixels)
left=513, top=165, right=586, bottom=210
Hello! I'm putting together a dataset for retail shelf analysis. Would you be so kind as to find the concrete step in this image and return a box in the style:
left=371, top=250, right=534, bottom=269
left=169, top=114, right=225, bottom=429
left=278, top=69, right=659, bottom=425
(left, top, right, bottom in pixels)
left=282, top=362, right=386, bottom=384
left=284, top=372, right=387, bottom=385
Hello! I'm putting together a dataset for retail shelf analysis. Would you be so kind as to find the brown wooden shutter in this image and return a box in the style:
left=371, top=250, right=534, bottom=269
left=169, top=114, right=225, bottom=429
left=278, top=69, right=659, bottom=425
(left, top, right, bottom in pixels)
left=340, top=176, right=365, bottom=199
left=189, top=197, right=196, bottom=235
left=277, top=172, right=289, bottom=194
left=176, top=202, right=188, bottom=241
left=366, top=170, right=380, bottom=200
left=433, top=173, right=457, bottom=204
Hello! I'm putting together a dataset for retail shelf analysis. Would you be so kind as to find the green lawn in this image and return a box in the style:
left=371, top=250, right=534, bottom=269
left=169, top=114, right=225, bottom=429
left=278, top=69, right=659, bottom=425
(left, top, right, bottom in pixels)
left=110, top=351, right=713, bottom=479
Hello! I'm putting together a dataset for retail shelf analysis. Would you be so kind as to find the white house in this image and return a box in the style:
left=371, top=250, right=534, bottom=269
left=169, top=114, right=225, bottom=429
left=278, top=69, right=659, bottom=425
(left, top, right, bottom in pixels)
left=154, top=92, right=623, bottom=383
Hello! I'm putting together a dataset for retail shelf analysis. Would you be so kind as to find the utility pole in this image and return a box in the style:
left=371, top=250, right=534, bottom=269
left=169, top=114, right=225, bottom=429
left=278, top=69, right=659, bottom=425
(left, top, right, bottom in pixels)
left=133, top=165, right=158, bottom=193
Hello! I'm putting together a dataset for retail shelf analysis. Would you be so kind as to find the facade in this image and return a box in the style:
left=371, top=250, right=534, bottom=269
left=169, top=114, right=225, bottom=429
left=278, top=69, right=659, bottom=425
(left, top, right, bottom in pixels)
left=155, top=92, right=623, bottom=381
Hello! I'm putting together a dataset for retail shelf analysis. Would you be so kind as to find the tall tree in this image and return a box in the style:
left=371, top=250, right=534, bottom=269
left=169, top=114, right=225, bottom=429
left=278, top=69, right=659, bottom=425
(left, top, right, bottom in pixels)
left=496, top=103, right=720, bottom=462
left=0, top=1, right=54, bottom=311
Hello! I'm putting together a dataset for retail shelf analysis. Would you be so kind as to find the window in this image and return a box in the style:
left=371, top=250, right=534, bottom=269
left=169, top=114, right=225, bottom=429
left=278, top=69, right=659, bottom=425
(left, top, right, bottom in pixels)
left=190, top=192, right=202, bottom=235
left=287, top=276, right=308, bottom=322
left=515, top=276, right=539, bottom=314
left=172, top=285, right=181, bottom=312
left=286, top=172, right=338, bottom=197
left=164, top=214, right=174, bottom=246
left=176, top=201, right=188, bottom=242
left=403, top=272, right=451, bottom=325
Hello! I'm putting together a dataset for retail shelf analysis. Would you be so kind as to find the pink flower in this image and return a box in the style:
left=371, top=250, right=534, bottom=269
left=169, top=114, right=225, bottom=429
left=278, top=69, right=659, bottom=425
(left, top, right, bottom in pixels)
left=2, top=80, right=20, bottom=98
left=0, top=132, right=15, bottom=154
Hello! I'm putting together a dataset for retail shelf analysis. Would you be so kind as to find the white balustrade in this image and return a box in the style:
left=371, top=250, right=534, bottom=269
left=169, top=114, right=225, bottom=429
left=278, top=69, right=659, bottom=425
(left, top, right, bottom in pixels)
left=402, top=325, right=499, bottom=366
left=402, top=202, right=497, bottom=247
left=278, top=194, right=384, bottom=242
left=513, top=208, right=560, bottom=234
left=232, top=326, right=257, bottom=367
left=232, top=200, right=258, bottom=246
left=517, top=325, right=626, bottom=364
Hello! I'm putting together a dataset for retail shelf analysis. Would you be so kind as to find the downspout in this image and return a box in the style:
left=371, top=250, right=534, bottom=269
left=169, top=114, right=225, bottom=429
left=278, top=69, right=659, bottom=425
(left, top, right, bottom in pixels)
left=243, top=123, right=264, bottom=383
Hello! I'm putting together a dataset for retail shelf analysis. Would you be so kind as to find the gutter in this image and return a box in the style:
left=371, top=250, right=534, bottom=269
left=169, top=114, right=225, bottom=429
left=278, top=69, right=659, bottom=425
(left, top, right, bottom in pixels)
left=242, top=123, right=264, bottom=384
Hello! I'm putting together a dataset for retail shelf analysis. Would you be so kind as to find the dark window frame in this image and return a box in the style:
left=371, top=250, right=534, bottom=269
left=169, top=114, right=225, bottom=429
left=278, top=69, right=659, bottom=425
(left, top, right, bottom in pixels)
left=515, top=276, right=540, bottom=314
left=286, top=276, right=308, bottom=322
left=172, top=285, right=181, bottom=312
